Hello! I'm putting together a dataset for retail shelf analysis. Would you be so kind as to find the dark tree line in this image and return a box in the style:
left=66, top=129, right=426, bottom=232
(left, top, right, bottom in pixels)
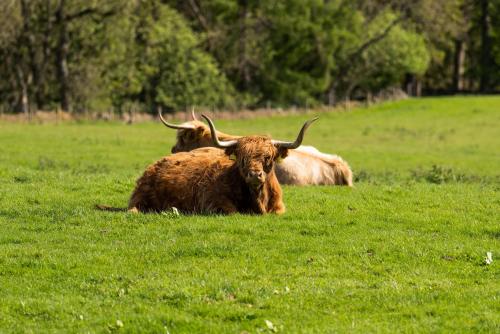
left=0, top=0, right=499, bottom=114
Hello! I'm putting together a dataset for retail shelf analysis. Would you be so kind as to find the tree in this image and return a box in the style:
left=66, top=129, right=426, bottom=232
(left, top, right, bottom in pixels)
left=260, top=0, right=351, bottom=106
left=0, top=0, right=34, bottom=114
left=108, top=1, right=236, bottom=112
left=52, top=0, right=120, bottom=111
left=478, top=0, right=497, bottom=91
left=0, top=0, right=497, bottom=114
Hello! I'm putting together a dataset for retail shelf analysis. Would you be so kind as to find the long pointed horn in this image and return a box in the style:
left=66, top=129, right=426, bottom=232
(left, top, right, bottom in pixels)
left=271, top=117, right=319, bottom=149
left=201, top=114, right=238, bottom=148
left=190, top=107, right=197, bottom=121
left=158, top=107, right=195, bottom=130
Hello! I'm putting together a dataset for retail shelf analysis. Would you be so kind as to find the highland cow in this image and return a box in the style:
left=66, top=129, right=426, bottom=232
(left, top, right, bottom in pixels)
left=160, top=110, right=353, bottom=186
left=127, top=115, right=318, bottom=214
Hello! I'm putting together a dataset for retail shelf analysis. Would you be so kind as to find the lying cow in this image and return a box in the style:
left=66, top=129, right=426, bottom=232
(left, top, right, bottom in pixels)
left=127, top=115, right=318, bottom=214
left=160, top=110, right=353, bottom=186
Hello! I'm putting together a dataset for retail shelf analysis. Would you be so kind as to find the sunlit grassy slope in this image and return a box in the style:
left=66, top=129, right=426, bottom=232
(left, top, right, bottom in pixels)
left=0, top=96, right=499, bottom=333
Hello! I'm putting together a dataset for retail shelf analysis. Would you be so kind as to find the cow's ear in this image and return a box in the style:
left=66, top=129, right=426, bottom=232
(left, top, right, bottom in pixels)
left=195, top=126, right=205, bottom=138
left=185, top=129, right=196, bottom=141
left=225, top=146, right=236, bottom=160
left=277, top=147, right=289, bottom=161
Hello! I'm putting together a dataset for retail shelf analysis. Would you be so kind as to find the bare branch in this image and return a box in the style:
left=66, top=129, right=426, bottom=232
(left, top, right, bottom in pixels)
left=187, top=0, right=210, bottom=32
left=66, top=7, right=118, bottom=22
left=349, top=16, right=403, bottom=62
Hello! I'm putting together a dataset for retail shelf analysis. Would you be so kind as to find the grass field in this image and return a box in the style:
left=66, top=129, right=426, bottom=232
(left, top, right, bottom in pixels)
left=0, top=96, right=499, bottom=333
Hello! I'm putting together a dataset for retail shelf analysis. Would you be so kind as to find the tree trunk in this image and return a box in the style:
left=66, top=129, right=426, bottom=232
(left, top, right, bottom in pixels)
left=452, top=39, right=465, bottom=92
left=405, top=74, right=421, bottom=96
left=415, top=79, right=422, bottom=97
left=238, top=0, right=251, bottom=90
left=34, top=0, right=53, bottom=110
left=21, top=0, right=47, bottom=110
left=55, top=0, right=70, bottom=112
left=479, top=0, right=492, bottom=92
left=16, top=65, right=30, bottom=118
left=366, top=90, right=373, bottom=105
left=328, top=84, right=336, bottom=107
left=345, top=82, right=356, bottom=101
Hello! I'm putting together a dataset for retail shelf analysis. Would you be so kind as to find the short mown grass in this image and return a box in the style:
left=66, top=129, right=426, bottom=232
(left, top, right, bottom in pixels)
left=0, top=96, right=499, bottom=333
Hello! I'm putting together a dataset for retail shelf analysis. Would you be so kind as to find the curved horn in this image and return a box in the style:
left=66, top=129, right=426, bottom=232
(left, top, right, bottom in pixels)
left=201, top=114, right=238, bottom=148
left=158, top=107, right=196, bottom=130
left=190, top=107, right=198, bottom=121
left=271, top=117, right=319, bottom=149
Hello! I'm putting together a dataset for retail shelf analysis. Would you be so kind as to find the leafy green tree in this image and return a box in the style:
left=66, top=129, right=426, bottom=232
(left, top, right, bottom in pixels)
left=491, top=1, right=500, bottom=89
left=0, top=0, right=498, bottom=113
left=165, top=0, right=271, bottom=106
left=108, top=1, right=236, bottom=112
left=259, top=0, right=353, bottom=106
left=0, top=1, right=25, bottom=113
left=167, top=0, right=359, bottom=107
left=345, top=11, right=430, bottom=97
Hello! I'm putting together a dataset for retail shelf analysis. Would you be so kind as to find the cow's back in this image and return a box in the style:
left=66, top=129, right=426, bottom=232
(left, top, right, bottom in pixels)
left=276, top=147, right=352, bottom=186
left=128, top=147, right=232, bottom=212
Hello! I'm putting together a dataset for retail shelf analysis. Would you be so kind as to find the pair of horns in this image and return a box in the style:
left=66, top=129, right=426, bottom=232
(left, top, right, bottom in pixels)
left=158, top=107, right=197, bottom=130
left=202, top=114, right=318, bottom=150
left=158, top=107, right=318, bottom=149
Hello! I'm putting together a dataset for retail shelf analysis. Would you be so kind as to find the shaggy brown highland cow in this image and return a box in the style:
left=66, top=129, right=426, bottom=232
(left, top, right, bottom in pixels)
left=127, top=115, right=318, bottom=214
left=160, top=109, right=352, bottom=186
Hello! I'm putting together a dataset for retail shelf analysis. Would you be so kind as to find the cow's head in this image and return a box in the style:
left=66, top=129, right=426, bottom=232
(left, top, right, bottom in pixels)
left=159, top=109, right=238, bottom=153
left=202, top=114, right=318, bottom=190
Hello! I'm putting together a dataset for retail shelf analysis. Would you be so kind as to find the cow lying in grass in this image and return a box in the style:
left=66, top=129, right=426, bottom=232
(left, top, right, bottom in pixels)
left=160, top=110, right=353, bottom=186
left=127, top=115, right=318, bottom=214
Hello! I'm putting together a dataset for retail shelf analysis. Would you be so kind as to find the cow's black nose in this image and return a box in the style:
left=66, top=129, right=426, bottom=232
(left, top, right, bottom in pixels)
left=249, top=170, right=263, bottom=178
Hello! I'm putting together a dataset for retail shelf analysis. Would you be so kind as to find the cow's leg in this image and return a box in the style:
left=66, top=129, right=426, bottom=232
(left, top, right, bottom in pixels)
left=270, top=201, right=286, bottom=215
left=267, top=175, right=286, bottom=215
left=128, top=189, right=149, bottom=213
left=128, top=207, right=139, bottom=214
left=128, top=192, right=142, bottom=212
left=210, top=198, right=239, bottom=215
left=218, top=202, right=239, bottom=214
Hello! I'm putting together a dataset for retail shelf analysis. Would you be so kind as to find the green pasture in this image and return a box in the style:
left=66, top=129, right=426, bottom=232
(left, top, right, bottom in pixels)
left=0, top=96, right=499, bottom=333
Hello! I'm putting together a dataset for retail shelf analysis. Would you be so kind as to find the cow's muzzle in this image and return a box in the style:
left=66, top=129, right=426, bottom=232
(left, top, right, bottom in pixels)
left=246, top=170, right=266, bottom=187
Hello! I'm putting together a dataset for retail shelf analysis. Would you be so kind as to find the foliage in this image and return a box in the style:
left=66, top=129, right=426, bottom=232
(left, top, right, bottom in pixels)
left=0, top=97, right=499, bottom=332
left=108, top=2, right=236, bottom=112
left=360, top=13, right=429, bottom=88
left=333, top=10, right=430, bottom=99
left=0, top=0, right=235, bottom=113
left=257, top=1, right=341, bottom=106
left=0, top=0, right=498, bottom=112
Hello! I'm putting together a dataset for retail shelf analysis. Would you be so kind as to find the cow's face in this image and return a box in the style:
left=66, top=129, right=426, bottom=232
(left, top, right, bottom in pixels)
left=171, top=122, right=213, bottom=153
left=200, top=114, right=318, bottom=190
left=225, top=136, right=288, bottom=189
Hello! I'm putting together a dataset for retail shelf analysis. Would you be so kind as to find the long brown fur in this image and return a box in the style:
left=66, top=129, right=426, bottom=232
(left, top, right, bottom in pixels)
left=128, top=141, right=288, bottom=215
left=171, top=120, right=234, bottom=153
left=167, top=119, right=353, bottom=186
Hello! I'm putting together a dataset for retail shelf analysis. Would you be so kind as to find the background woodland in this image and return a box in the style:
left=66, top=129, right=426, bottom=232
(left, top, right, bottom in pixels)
left=1, top=0, right=499, bottom=114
